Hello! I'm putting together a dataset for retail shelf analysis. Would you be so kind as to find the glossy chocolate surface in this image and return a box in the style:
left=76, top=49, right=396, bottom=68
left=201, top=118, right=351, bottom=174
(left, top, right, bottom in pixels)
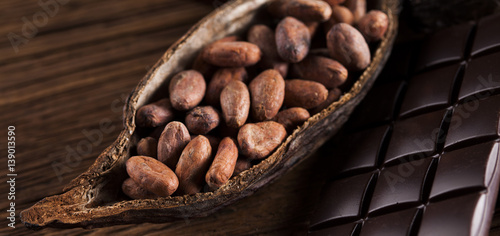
left=309, top=13, right=500, bottom=236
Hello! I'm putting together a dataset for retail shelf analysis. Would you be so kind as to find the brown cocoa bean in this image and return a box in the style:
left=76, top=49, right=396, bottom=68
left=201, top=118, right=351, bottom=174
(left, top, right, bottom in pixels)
left=136, top=98, right=174, bottom=128
left=158, top=121, right=191, bottom=169
left=324, top=5, right=354, bottom=32
left=193, top=36, right=239, bottom=77
left=268, top=0, right=332, bottom=22
left=175, top=135, right=213, bottom=195
left=122, top=178, right=157, bottom=200
left=357, top=10, right=389, bottom=42
left=237, top=121, right=287, bottom=160
left=136, top=137, right=158, bottom=158
left=169, top=70, right=206, bottom=111
left=327, top=23, right=371, bottom=71
left=126, top=156, right=179, bottom=197
left=293, top=55, right=348, bottom=89
left=185, top=106, right=220, bottom=135
left=220, top=80, right=251, bottom=128
left=275, top=107, right=310, bottom=133
left=311, top=87, right=342, bottom=114
left=249, top=69, right=285, bottom=121
left=248, top=24, right=281, bottom=61
left=276, top=17, right=311, bottom=63
left=232, top=158, right=252, bottom=176
left=345, top=0, right=366, bottom=23
left=202, top=41, right=261, bottom=67
left=205, top=67, right=247, bottom=107
left=322, top=0, right=346, bottom=6
left=205, top=137, right=238, bottom=189
left=284, top=79, right=328, bottom=109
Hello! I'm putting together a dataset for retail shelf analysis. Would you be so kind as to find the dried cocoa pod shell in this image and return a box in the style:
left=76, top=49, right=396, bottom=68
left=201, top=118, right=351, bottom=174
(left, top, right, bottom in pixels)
left=21, top=0, right=398, bottom=229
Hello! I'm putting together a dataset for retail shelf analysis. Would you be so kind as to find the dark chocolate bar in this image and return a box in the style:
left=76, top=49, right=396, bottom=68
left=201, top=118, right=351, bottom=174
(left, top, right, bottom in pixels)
left=308, top=13, right=500, bottom=236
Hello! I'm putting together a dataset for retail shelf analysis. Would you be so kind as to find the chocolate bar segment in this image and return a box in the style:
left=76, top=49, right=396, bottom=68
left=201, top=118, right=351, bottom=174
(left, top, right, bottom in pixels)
left=471, top=13, right=500, bottom=57
left=309, top=13, right=500, bottom=236
left=415, top=23, right=473, bottom=72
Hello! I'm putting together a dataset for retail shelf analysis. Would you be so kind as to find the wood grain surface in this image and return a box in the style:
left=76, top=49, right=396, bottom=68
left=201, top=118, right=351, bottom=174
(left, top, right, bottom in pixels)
left=0, top=0, right=333, bottom=235
left=1, top=1, right=499, bottom=235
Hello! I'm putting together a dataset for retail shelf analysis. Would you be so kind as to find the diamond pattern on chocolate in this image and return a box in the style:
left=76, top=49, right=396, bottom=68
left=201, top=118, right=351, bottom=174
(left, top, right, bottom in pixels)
left=399, top=64, right=461, bottom=118
left=385, top=109, right=448, bottom=164
left=309, top=173, right=374, bottom=229
left=360, top=208, right=419, bottom=236
left=445, top=94, right=500, bottom=149
left=331, top=125, right=389, bottom=176
left=415, top=22, right=473, bottom=72
left=471, top=13, right=500, bottom=57
left=348, top=81, right=405, bottom=129
left=419, top=193, right=484, bottom=236
left=430, top=142, right=499, bottom=200
left=369, top=158, right=432, bottom=215
left=458, top=51, right=500, bottom=102
left=309, top=14, right=500, bottom=235
left=308, top=223, right=357, bottom=236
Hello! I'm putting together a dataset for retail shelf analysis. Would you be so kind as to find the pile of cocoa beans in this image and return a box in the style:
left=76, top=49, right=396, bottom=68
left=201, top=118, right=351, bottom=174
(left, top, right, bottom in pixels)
left=122, top=0, right=388, bottom=199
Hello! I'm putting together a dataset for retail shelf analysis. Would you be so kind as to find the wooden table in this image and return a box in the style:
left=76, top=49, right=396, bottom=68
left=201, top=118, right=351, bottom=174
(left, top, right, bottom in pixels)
left=0, top=1, right=334, bottom=235
left=2, top=1, right=500, bottom=235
